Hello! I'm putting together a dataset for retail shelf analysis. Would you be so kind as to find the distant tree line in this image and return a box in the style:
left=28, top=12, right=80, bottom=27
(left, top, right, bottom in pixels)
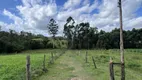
left=0, top=17, right=142, bottom=53
left=0, top=30, right=66, bottom=53
left=64, top=17, right=142, bottom=49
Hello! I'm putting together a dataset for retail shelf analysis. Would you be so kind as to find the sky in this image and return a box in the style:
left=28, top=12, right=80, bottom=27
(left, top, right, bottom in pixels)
left=0, top=0, right=142, bottom=36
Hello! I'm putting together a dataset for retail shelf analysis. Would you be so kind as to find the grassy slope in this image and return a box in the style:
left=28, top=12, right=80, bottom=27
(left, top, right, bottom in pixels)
left=0, top=49, right=142, bottom=80
left=37, top=49, right=142, bottom=80
left=0, top=49, right=53, bottom=80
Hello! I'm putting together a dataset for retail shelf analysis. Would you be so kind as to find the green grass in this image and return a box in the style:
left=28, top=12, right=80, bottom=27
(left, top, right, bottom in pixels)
left=74, top=49, right=142, bottom=80
left=37, top=49, right=142, bottom=80
left=0, top=49, right=62, bottom=80
left=37, top=50, right=96, bottom=80
left=0, top=49, right=142, bottom=80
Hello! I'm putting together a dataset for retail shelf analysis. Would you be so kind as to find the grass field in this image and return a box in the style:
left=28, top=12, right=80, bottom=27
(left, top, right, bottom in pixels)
left=0, top=49, right=62, bottom=80
left=0, top=49, right=142, bottom=80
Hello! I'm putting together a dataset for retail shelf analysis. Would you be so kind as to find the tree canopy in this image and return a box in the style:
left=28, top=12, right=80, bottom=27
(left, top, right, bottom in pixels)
left=0, top=17, right=142, bottom=54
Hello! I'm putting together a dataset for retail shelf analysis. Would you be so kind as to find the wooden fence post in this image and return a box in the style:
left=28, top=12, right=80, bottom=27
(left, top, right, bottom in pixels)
left=51, top=52, right=54, bottom=63
left=92, top=56, right=97, bottom=69
left=109, top=57, right=115, bottom=80
left=85, top=51, right=88, bottom=63
left=26, top=55, right=30, bottom=80
left=43, top=55, right=47, bottom=72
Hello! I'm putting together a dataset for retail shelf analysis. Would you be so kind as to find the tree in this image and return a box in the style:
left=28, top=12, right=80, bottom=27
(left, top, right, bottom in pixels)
left=47, top=18, right=59, bottom=48
left=0, top=25, right=1, bottom=31
left=88, top=27, right=98, bottom=48
left=110, top=28, right=120, bottom=48
left=96, top=31, right=110, bottom=49
left=64, top=17, right=99, bottom=49
left=64, top=16, right=75, bottom=49
left=78, top=22, right=90, bottom=49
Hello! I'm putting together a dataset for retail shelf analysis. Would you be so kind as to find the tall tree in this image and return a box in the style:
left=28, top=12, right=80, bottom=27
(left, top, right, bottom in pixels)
left=47, top=18, right=58, bottom=48
left=78, top=22, right=90, bottom=49
left=88, top=27, right=98, bottom=48
left=64, top=16, right=75, bottom=49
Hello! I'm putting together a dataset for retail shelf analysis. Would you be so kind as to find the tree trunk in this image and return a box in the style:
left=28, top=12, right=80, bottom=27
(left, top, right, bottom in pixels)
left=53, top=35, right=55, bottom=49
left=71, top=36, right=74, bottom=49
left=88, top=38, right=89, bottom=49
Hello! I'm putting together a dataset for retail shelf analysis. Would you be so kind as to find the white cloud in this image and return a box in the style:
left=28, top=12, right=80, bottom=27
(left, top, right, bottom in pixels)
left=82, top=0, right=90, bottom=5
left=92, top=0, right=142, bottom=31
left=57, top=0, right=99, bottom=21
left=64, top=0, right=82, bottom=9
left=122, top=0, right=142, bottom=18
left=0, top=0, right=142, bottom=36
left=17, top=3, right=57, bottom=30
left=1, top=0, right=57, bottom=36
left=22, top=0, right=43, bottom=7
left=3, top=9, right=23, bottom=26
left=124, top=17, right=142, bottom=29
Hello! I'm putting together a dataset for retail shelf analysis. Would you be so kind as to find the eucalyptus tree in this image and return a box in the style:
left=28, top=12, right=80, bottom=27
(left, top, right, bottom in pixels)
left=64, top=16, right=75, bottom=48
left=47, top=18, right=58, bottom=48
left=88, top=27, right=98, bottom=48
left=64, top=17, right=93, bottom=49
left=78, top=22, right=90, bottom=49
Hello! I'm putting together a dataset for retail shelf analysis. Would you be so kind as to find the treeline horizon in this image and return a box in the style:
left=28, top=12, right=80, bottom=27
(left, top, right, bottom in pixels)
left=63, top=17, right=142, bottom=49
left=0, top=29, right=67, bottom=53
left=0, top=27, right=142, bottom=53
left=0, top=17, right=142, bottom=53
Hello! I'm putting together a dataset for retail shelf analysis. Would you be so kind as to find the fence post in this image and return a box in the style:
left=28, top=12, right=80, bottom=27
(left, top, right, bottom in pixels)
left=43, top=55, right=47, bottom=72
left=51, top=52, right=54, bottom=63
left=85, top=51, right=88, bottom=63
left=92, top=56, right=97, bottom=69
left=78, top=50, right=80, bottom=56
left=109, top=57, right=115, bottom=80
left=26, top=55, right=30, bottom=80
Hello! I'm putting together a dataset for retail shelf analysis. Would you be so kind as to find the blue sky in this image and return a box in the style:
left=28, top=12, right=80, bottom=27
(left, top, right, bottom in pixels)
left=0, top=0, right=142, bottom=36
left=0, top=0, right=102, bottom=23
left=136, top=6, right=142, bottom=17
left=0, top=0, right=20, bottom=23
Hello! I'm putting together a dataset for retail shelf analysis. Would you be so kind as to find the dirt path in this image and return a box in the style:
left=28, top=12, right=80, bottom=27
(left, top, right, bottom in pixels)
left=37, top=51, right=95, bottom=80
